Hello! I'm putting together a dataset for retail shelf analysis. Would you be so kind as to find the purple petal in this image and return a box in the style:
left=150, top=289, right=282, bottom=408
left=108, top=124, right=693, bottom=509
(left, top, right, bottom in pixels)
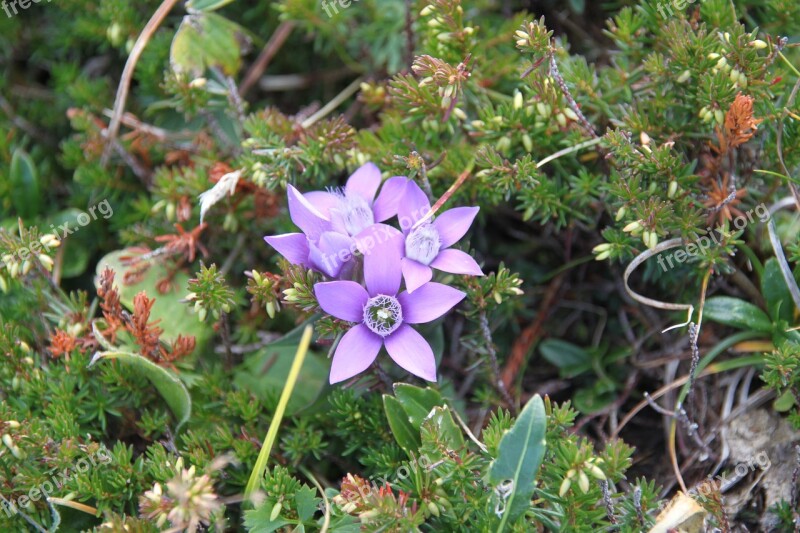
left=384, top=324, right=437, bottom=382
left=355, top=224, right=404, bottom=296
left=401, top=258, right=433, bottom=294
left=263, top=233, right=310, bottom=266
left=430, top=249, right=484, bottom=276
left=432, top=206, right=479, bottom=248
left=314, top=280, right=368, bottom=322
left=287, top=185, right=330, bottom=240
left=398, top=181, right=431, bottom=233
left=398, top=282, right=466, bottom=324
left=372, top=176, right=409, bottom=222
left=329, top=324, right=382, bottom=384
left=309, top=231, right=355, bottom=278
left=304, top=191, right=341, bottom=218
left=345, top=162, right=382, bottom=204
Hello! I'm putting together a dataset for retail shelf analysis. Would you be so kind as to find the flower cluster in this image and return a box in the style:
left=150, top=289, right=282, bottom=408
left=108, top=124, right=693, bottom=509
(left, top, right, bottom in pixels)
left=264, top=163, right=483, bottom=383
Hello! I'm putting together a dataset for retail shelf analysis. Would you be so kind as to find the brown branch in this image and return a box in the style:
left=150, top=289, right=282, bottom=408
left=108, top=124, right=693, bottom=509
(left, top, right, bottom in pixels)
left=102, top=0, right=182, bottom=165
left=240, top=21, right=295, bottom=97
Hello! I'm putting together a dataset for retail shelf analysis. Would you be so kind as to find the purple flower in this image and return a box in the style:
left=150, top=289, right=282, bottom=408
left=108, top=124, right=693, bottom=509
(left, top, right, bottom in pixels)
left=264, top=163, right=406, bottom=278
left=398, top=181, right=483, bottom=293
left=314, top=224, right=465, bottom=383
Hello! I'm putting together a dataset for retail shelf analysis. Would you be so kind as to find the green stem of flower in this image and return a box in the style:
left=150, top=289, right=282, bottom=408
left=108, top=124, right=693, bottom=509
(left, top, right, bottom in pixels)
left=244, top=325, right=313, bottom=500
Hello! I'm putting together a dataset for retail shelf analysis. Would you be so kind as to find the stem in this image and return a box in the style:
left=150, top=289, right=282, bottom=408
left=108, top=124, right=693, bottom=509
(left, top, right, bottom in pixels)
left=478, top=309, right=516, bottom=412
left=300, top=76, right=364, bottom=129
left=102, top=0, right=181, bottom=164
left=244, top=325, right=313, bottom=500
left=536, top=137, right=603, bottom=169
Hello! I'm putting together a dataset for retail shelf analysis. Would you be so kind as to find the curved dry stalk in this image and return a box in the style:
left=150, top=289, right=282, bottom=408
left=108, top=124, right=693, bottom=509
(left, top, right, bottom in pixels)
left=767, top=197, right=800, bottom=312
left=623, top=238, right=695, bottom=330
left=102, top=0, right=182, bottom=165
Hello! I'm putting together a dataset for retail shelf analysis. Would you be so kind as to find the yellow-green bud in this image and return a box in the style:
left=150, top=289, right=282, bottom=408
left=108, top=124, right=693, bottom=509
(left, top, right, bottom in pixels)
left=588, top=464, right=606, bottom=480
left=578, top=470, right=590, bottom=493
left=513, top=90, right=523, bottom=110
left=270, top=502, right=282, bottom=521
left=38, top=254, right=54, bottom=271
left=750, top=39, right=767, bottom=49
left=677, top=70, right=691, bottom=83
left=668, top=180, right=678, bottom=199
left=622, top=220, right=642, bottom=233
left=522, top=133, right=533, bottom=153
left=559, top=477, right=572, bottom=497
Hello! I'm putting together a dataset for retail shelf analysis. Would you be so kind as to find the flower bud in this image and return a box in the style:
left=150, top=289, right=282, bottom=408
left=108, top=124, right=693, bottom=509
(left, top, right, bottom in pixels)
left=563, top=107, right=579, bottom=121
left=588, top=464, right=606, bottom=480
left=513, top=90, right=523, bottom=110
left=668, top=180, right=678, bottom=199
left=749, top=39, right=767, bottom=49
left=270, top=501, right=282, bottom=521
left=559, top=477, right=572, bottom=497
left=522, top=133, right=533, bottom=153
left=615, top=206, right=626, bottom=221
left=38, top=254, right=54, bottom=271
left=677, top=70, right=691, bottom=83
left=578, top=470, right=590, bottom=493
left=419, top=5, right=435, bottom=16
left=622, top=220, right=642, bottom=233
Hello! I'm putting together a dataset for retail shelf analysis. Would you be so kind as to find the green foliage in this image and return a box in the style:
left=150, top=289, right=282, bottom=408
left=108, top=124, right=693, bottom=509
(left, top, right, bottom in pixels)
left=1, top=0, right=799, bottom=529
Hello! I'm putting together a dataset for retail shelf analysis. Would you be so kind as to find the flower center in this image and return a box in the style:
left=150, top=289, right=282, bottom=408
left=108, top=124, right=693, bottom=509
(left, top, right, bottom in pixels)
left=405, top=223, right=441, bottom=265
left=363, top=295, right=403, bottom=337
left=338, top=191, right=374, bottom=236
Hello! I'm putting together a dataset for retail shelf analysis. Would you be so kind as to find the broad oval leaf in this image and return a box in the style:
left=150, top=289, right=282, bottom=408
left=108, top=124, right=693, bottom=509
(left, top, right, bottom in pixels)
left=383, top=394, right=421, bottom=455
left=489, top=394, right=547, bottom=530
left=703, top=296, right=772, bottom=333
left=761, top=258, right=796, bottom=323
left=393, top=383, right=444, bottom=429
left=89, top=350, right=191, bottom=431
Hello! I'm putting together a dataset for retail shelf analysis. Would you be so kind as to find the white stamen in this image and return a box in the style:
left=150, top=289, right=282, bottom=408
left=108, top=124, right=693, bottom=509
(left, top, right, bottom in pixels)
left=405, top=224, right=441, bottom=265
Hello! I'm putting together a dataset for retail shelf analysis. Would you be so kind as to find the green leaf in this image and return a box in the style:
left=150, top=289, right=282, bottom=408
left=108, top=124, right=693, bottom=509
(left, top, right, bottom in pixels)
left=186, top=0, right=236, bottom=11
left=420, top=405, right=464, bottom=450
left=774, top=390, right=795, bottom=412
left=383, top=394, right=421, bottom=454
left=703, top=296, right=773, bottom=333
left=9, top=148, right=41, bottom=219
left=762, top=258, right=795, bottom=323
left=488, top=394, right=547, bottom=530
left=539, top=339, right=591, bottom=377
left=94, top=249, right=212, bottom=347
left=170, top=13, right=245, bottom=76
left=88, top=350, right=191, bottom=431
left=393, top=383, right=444, bottom=428
left=234, top=320, right=328, bottom=413
left=295, top=485, right=320, bottom=522
left=243, top=504, right=290, bottom=533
